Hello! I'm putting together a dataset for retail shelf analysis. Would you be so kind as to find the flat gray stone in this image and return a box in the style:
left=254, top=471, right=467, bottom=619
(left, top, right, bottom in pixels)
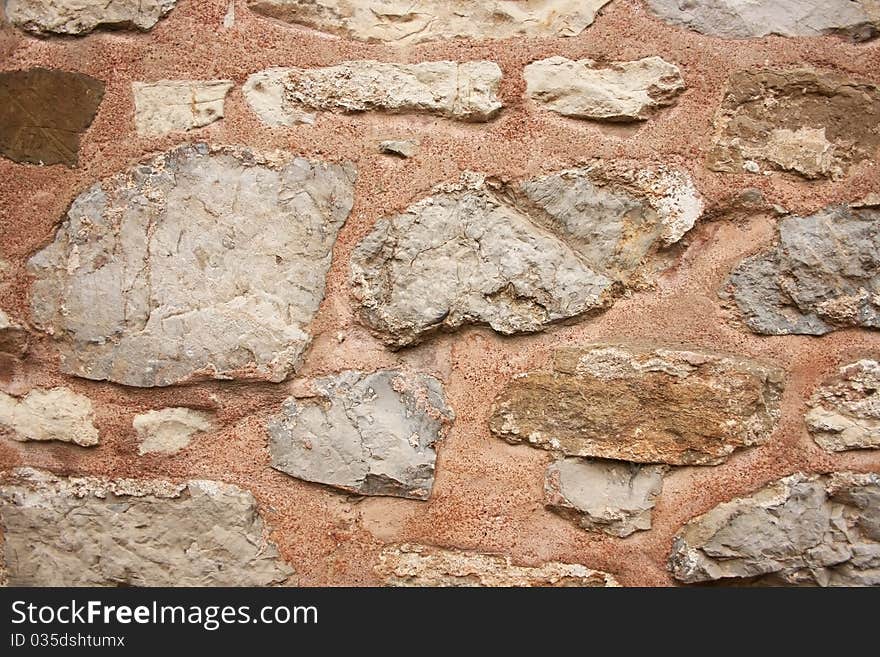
left=6, top=0, right=177, bottom=35
left=806, top=360, right=880, bottom=452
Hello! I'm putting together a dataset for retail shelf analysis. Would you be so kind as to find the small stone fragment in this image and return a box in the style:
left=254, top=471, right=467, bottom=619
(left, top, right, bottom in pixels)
left=133, top=80, right=234, bottom=137
left=524, top=56, right=685, bottom=122
left=0, top=387, right=99, bottom=447
left=379, top=140, right=417, bottom=158
left=806, top=360, right=880, bottom=452
left=669, top=472, right=880, bottom=586
left=133, top=407, right=212, bottom=455
left=268, top=370, right=454, bottom=500
left=0, top=310, right=28, bottom=357
left=375, top=543, right=619, bottom=587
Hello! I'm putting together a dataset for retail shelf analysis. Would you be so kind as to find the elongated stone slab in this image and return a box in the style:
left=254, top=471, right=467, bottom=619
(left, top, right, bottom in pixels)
left=0, top=387, right=99, bottom=447
left=5, top=0, right=177, bottom=35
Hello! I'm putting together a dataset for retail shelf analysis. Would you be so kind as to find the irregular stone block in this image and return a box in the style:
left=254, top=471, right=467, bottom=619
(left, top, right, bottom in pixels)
left=0, top=310, right=28, bottom=357
left=244, top=61, right=502, bottom=125
left=524, top=56, right=685, bottom=122
left=0, top=468, right=293, bottom=586
left=5, top=0, right=177, bottom=35
left=379, top=139, right=417, bottom=158
left=0, top=68, right=104, bottom=167
left=806, top=360, right=880, bottom=452
left=0, top=387, right=99, bottom=447
left=375, top=543, right=619, bottom=587
left=707, top=69, right=880, bottom=180
left=726, top=206, right=880, bottom=336
left=28, top=143, right=355, bottom=387
left=545, top=459, right=666, bottom=537
left=351, top=164, right=702, bottom=348
left=490, top=344, right=784, bottom=466
left=669, top=472, right=880, bottom=586
left=247, top=0, right=612, bottom=44
left=647, top=0, right=879, bottom=41
left=269, top=370, right=453, bottom=500
left=133, top=80, right=234, bottom=137
left=133, top=407, right=212, bottom=455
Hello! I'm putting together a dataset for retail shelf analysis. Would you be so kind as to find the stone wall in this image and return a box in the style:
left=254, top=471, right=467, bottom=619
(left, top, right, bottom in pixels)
left=0, top=0, right=879, bottom=587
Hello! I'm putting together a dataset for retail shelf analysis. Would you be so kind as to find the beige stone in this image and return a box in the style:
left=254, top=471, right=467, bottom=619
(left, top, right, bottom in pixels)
left=0, top=310, right=28, bottom=357
left=133, top=407, right=212, bottom=455
left=6, top=0, right=177, bottom=35
left=133, top=80, right=234, bottom=137
left=0, top=387, right=99, bottom=447
left=806, top=360, right=880, bottom=452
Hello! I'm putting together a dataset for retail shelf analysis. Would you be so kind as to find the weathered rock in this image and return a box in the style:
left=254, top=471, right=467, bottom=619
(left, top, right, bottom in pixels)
left=0, top=68, right=104, bottom=167
left=0, top=387, right=98, bottom=446
left=806, top=361, right=880, bottom=452
left=247, top=0, right=613, bottom=44
left=0, top=468, right=293, bottom=586
left=545, top=459, right=666, bottom=537
left=524, top=56, right=685, bottom=122
left=133, top=407, right=212, bottom=455
left=647, top=0, right=879, bottom=41
left=379, top=139, right=417, bottom=158
left=375, top=543, right=619, bottom=587
left=133, top=80, right=234, bottom=137
left=707, top=69, right=880, bottom=180
left=0, top=310, right=28, bottom=357
left=244, top=62, right=502, bottom=125
left=490, top=344, right=784, bottom=466
left=726, top=206, right=880, bottom=336
left=5, top=0, right=177, bottom=35
left=28, top=143, right=355, bottom=387
left=670, top=472, right=880, bottom=586
left=268, top=370, right=453, bottom=500
left=351, top=164, right=702, bottom=348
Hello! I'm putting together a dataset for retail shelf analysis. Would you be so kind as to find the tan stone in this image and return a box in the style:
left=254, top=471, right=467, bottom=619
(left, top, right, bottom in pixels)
left=133, top=407, right=212, bottom=455
left=0, top=310, right=28, bottom=357
left=0, top=387, right=99, bottom=447
left=133, top=80, right=233, bottom=137
left=806, top=360, right=880, bottom=452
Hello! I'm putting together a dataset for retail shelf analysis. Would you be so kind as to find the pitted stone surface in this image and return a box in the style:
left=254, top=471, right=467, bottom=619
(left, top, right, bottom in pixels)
left=0, top=387, right=99, bottom=447
left=806, top=360, right=880, bottom=452
left=134, top=407, right=213, bottom=455
left=133, top=80, right=234, bottom=136
left=5, top=0, right=177, bottom=35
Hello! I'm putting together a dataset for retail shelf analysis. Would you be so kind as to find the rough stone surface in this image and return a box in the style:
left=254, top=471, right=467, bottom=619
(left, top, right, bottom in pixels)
left=375, top=543, right=619, bottom=586
left=0, top=468, right=293, bottom=586
left=133, top=407, right=213, bottom=455
left=0, top=68, right=104, bottom=167
left=0, top=387, right=98, bottom=447
left=490, top=344, right=784, bottom=466
left=379, top=140, right=417, bottom=158
left=545, top=459, right=666, bottom=537
left=524, top=56, right=685, bottom=122
left=5, top=0, right=177, bottom=35
left=268, top=370, right=453, bottom=500
left=243, top=62, right=502, bottom=125
left=133, top=80, right=234, bottom=137
left=247, top=0, right=613, bottom=44
left=0, top=310, right=28, bottom=357
left=806, top=360, right=880, bottom=452
left=669, top=472, right=880, bottom=586
left=726, top=206, right=880, bottom=336
left=28, top=143, right=356, bottom=387
left=351, top=164, right=702, bottom=348
left=647, top=0, right=880, bottom=41
left=707, top=69, right=880, bottom=180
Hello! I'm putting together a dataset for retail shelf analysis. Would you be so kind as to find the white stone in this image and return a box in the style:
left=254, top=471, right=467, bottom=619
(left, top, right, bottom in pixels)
left=6, top=0, right=177, bottom=35
left=133, top=407, right=212, bottom=455
left=0, top=387, right=99, bottom=447
left=133, top=80, right=234, bottom=137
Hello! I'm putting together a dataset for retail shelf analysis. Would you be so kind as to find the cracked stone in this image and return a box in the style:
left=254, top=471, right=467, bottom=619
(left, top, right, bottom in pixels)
left=244, top=61, right=502, bottom=125
left=268, top=370, right=454, bottom=500
left=0, top=468, right=293, bottom=586
left=351, top=164, right=702, bottom=348
left=5, top=0, right=177, bottom=35
left=375, top=543, right=619, bottom=586
left=806, top=360, right=880, bottom=452
left=28, top=143, right=356, bottom=387
left=524, top=56, right=685, bottom=122
left=707, top=69, right=880, bottom=180
left=0, top=310, right=28, bottom=357
left=134, top=407, right=213, bottom=455
left=725, top=205, right=880, bottom=336
left=0, top=68, right=104, bottom=167
left=490, top=344, right=784, bottom=466
left=133, top=80, right=234, bottom=137
left=669, top=472, right=880, bottom=586
left=0, top=387, right=98, bottom=446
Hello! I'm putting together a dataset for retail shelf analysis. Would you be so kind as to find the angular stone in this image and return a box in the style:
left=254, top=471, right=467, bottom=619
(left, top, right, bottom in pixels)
left=726, top=206, right=880, bottom=336
left=524, top=56, right=685, bottom=122
left=545, top=459, right=666, bottom=537
left=670, top=472, right=880, bottom=586
left=244, top=61, right=502, bottom=126
left=379, top=139, right=417, bottom=158
left=0, top=310, right=28, bottom=357
left=647, top=0, right=879, bottom=41
left=0, top=468, right=293, bottom=586
left=133, top=80, right=234, bottom=137
left=806, top=360, right=880, bottom=452
left=0, top=387, right=99, bottom=447
left=375, top=543, right=619, bottom=587
left=133, top=407, right=212, bottom=455
left=6, top=0, right=177, bottom=35
left=707, top=69, right=880, bottom=180
left=0, top=68, right=104, bottom=167
left=28, top=143, right=355, bottom=387
left=490, top=344, right=784, bottom=466
left=351, top=165, right=702, bottom=348
left=247, top=0, right=612, bottom=44
left=268, top=370, right=453, bottom=500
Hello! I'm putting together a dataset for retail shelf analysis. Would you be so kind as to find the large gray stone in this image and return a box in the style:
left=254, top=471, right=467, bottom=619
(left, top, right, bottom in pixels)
left=268, top=370, right=454, bottom=500
left=806, top=360, right=880, bottom=452
left=133, top=80, right=234, bottom=137
left=670, top=472, right=880, bottom=586
left=28, top=143, right=355, bottom=387
left=5, top=0, right=177, bottom=35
